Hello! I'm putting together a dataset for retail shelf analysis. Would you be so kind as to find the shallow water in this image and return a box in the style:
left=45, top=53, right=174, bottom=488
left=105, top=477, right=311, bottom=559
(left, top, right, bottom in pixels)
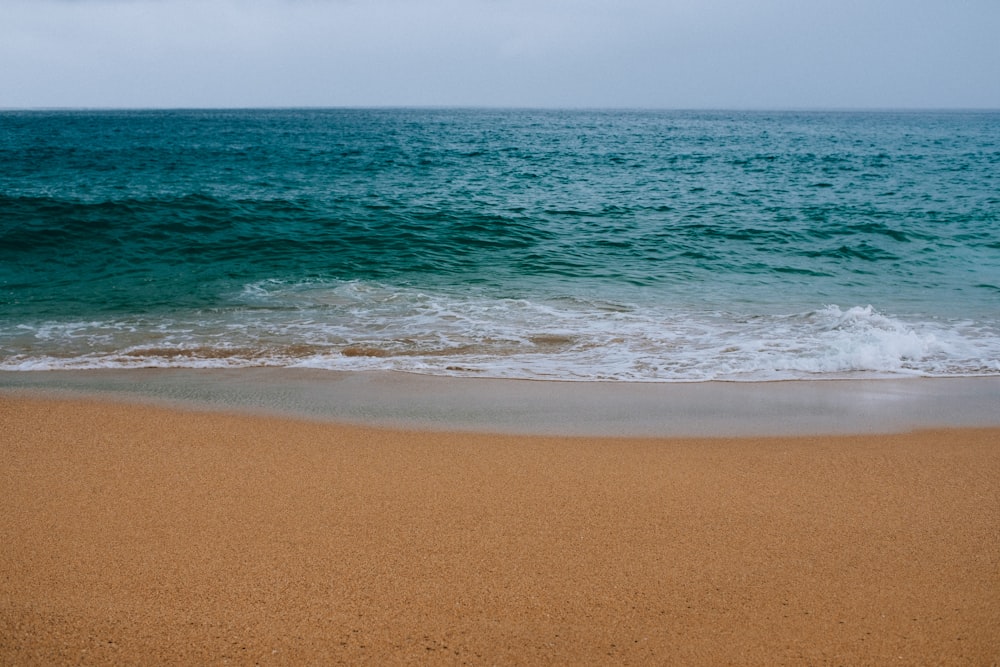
left=4, top=369, right=1000, bottom=437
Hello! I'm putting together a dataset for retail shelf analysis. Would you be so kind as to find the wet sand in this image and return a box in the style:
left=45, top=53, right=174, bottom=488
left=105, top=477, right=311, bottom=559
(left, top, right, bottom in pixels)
left=2, top=393, right=999, bottom=665
left=3, top=369, right=1000, bottom=437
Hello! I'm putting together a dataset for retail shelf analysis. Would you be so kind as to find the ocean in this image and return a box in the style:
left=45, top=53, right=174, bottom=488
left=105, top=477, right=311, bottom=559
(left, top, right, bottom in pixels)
left=2, top=108, right=999, bottom=382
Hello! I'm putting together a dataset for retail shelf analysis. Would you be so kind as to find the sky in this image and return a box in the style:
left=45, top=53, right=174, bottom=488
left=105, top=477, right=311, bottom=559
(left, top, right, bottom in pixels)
left=2, top=0, right=999, bottom=109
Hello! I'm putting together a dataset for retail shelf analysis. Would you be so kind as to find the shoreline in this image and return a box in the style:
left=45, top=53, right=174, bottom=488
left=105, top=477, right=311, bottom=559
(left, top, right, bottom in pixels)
left=3, top=368, right=1000, bottom=436
left=2, top=393, right=998, bottom=664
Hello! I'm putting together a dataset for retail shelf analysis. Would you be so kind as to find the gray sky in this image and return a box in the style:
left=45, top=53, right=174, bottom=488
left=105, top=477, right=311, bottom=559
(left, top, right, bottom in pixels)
left=2, top=0, right=999, bottom=109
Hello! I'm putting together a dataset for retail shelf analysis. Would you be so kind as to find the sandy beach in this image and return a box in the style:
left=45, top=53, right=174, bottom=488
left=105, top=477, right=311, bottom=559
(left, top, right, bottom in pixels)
left=2, top=392, right=998, bottom=665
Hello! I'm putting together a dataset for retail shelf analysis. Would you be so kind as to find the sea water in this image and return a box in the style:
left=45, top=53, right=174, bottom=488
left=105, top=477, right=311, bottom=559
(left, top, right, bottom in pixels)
left=1, top=109, right=998, bottom=381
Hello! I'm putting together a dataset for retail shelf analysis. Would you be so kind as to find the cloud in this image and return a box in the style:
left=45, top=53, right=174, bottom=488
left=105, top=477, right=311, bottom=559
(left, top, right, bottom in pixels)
left=1, top=0, right=998, bottom=108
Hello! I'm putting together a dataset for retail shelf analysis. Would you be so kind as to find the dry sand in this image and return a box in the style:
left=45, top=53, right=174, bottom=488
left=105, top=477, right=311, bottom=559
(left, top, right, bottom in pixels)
left=2, top=393, right=998, bottom=665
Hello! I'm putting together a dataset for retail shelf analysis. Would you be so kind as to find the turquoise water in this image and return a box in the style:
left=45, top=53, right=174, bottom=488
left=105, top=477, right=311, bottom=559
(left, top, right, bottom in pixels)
left=2, top=109, right=999, bottom=380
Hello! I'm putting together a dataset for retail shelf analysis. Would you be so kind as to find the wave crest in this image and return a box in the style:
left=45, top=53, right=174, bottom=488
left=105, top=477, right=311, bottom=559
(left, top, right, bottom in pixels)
left=3, top=282, right=998, bottom=381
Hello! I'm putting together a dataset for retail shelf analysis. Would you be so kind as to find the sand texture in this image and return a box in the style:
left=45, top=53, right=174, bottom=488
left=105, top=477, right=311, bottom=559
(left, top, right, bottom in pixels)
left=2, top=394, right=999, bottom=665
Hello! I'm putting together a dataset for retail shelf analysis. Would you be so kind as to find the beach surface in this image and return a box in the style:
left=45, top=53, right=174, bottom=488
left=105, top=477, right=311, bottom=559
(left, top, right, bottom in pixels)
left=2, top=391, right=999, bottom=665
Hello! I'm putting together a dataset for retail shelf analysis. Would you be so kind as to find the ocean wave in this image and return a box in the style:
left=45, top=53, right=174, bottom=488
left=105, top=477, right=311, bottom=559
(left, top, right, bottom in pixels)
left=3, top=282, right=998, bottom=381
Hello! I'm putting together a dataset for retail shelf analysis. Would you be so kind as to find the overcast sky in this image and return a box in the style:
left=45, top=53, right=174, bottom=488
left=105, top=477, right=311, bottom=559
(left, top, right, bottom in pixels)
left=2, top=0, right=998, bottom=109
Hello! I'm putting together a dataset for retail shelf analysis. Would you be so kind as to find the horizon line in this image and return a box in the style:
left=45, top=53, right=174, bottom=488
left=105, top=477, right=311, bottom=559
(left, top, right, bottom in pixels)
left=3, top=104, right=1000, bottom=113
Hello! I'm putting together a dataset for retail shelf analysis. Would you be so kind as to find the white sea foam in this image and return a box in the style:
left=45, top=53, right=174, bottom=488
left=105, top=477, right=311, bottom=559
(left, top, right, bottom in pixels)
left=2, top=281, right=999, bottom=381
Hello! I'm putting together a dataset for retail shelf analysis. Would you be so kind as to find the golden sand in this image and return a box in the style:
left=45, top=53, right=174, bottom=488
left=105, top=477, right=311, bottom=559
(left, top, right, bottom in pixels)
left=2, top=394, right=998, bottom=665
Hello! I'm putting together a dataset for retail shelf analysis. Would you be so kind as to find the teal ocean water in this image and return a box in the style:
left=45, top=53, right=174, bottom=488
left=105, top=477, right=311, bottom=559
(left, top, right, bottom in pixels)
left=2, top=109, right=999, bottom=381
